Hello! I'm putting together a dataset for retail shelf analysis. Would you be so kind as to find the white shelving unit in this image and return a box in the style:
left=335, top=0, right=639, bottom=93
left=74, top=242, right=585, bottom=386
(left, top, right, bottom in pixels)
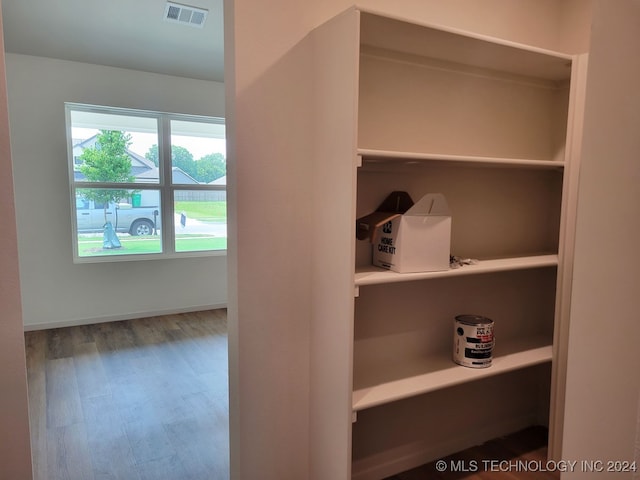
left=353, top=339, right=552, bottom=411
left=358, top=148, right=565, bottom=169
left=309, top=7, right=586, bottom=480
left=355, top=254, right=558, bottom=287
left=353, top=255, right=557, bottom=415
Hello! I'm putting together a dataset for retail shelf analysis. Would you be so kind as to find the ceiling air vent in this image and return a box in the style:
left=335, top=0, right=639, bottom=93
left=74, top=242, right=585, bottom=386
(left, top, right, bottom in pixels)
left=164, top=2, right=208, bottom=28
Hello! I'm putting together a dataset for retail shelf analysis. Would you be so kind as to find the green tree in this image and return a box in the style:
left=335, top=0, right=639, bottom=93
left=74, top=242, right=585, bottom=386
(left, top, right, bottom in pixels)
left=172, top=146, right=197, bottom=178
left=144, top=144, right=226, bottom=183
left=145, top=144, right=159, bottom=167
left=79, top=130, right=134, bottom=223
left=196, top=153, right=226, bottom=183
left=145, top=144, right=197, bottom=178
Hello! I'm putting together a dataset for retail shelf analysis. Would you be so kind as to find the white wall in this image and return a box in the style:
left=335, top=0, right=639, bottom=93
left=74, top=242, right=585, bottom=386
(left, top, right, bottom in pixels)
left=562, top=1, right=640, bottom=476
left=5, top=54, right=227, bottom=329
left=225, top=1, right=315, bottom=478
left=225, top=1, right=591, bottom=478
left=0, top=5, right=32, bottom=478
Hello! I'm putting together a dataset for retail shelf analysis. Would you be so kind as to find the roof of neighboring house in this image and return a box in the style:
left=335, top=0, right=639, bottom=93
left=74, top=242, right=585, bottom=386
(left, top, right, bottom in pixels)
left=171, top=168, right=199, bottom=184
left=73, top=135, right=155, bottom=169
left=72, top=135, right=198, bottom=185
left=209, top=175, right=226, bottom=185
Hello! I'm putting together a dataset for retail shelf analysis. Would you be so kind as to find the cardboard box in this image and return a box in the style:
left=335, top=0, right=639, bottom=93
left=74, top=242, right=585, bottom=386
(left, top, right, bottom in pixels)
left=357, top=192, right=451, bottom=273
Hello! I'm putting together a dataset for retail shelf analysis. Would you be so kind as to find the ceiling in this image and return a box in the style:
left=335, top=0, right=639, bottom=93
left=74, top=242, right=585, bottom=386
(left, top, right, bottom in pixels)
left=1, top=0, right=225, bottom=83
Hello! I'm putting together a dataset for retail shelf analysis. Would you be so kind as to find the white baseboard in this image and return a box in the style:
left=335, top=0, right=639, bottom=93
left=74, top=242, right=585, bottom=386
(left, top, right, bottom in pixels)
left=351, top=414, right=539, bottom=480
left=23, top=303, right=227, bottom=331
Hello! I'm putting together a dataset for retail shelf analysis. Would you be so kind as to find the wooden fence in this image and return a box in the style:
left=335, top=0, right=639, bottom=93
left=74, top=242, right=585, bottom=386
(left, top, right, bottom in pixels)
left=174, top=190, right=226, bottom=202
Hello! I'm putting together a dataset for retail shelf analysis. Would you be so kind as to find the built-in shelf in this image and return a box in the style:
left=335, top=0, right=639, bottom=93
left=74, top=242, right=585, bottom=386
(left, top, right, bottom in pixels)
left=358, top=149, right=565, bottom=170
left=355, top=254, right=558, bottom=287
left=352, top=336, right=552, bottom=412
left=359, top=11, right=573, bottom=83
left=301, top=6, right=585, bottom=478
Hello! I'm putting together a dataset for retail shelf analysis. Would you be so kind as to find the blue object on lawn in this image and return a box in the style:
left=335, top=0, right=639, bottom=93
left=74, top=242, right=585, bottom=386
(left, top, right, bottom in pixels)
left=103, top=221, right=122, bottom=249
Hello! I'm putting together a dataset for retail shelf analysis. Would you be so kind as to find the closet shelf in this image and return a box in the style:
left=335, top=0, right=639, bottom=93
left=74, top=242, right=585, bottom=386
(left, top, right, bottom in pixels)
left=352, top=336, right=552, bottom=412
left=355, top=254, right=558, bottom=287
left=358, top=148, right=565, bottom=169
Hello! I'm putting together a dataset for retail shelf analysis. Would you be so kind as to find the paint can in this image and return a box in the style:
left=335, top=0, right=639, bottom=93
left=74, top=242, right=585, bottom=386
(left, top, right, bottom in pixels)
left=453, top=315, right=494, bottom=368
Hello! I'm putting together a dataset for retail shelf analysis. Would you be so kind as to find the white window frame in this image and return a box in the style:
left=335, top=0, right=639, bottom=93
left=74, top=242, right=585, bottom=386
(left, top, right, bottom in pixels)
left=66, top=103, right=227, bottom=263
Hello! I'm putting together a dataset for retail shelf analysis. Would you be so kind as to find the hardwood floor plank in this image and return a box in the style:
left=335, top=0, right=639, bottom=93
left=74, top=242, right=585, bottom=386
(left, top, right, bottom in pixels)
left=25, top=330, right=48, bottom=480
left=165, top=326, right=225, bottom=376
left=81, top=394, right=140, bottom=480
left=125, top=418, right=177, bottom=465
left=46, top=423, right=95, bottom=480
left=164, top=416, right=230, bottom=480
left=73, top=341, right=112, bottom=399
left=70, top=324, right=96, bottom=345
left=129, top=316, right=169, bottom=347
left=384, top=426, right=559, bottom=480
left=45, top=357, right=84, bottom=428
left=46, top=327, right=75, bottom=360
left=135, top=454, right=190, bottom=480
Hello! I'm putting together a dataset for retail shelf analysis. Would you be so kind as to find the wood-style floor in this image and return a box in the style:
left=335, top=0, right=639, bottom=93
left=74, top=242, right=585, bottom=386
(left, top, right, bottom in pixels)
left=25, top=309, right=229, bottom=480
left=385, top=425, right=559, bottom=480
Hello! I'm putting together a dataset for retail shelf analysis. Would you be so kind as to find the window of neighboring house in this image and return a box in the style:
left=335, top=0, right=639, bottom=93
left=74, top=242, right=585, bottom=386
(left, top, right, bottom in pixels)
left=66, top=103, right=227, bottom=262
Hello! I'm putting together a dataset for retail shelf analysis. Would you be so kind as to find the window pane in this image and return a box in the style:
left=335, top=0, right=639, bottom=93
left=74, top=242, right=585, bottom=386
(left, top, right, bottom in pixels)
left=170, top=119, right=226, bottom=185
left=67, top=104, right=227, bottom=262
left=174, top=189, right=227, bottom=252
left=75, top=188, right=162, bottom=257
left=70, top=110, right=160, bottom=185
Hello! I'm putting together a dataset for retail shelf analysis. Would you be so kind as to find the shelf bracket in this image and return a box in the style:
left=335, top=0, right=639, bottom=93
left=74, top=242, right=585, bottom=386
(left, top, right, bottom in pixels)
left=352, top=410, right=357, bottom=423
left=354, top=286, right=359, bottom=298
left=355, top=154, right=363, bottom=168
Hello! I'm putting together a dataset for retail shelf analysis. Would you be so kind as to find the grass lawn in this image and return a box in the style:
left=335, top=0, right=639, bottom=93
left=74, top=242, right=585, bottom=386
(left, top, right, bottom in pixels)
left=175, top=235, right=227, bottom=252
left=174, top=201, right=227, bottom=222
left=78, top=234, right=227, bottom=257
left=78, top=201, right=227, bottom=257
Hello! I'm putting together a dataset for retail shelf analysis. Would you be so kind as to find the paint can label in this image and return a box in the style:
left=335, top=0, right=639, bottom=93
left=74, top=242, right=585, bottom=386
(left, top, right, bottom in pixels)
left=453, top=315, right=494, bottom=368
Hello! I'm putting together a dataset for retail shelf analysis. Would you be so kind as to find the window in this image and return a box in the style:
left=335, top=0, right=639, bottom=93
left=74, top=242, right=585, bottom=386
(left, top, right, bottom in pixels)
left=66, top=103, right=226, bottom=262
